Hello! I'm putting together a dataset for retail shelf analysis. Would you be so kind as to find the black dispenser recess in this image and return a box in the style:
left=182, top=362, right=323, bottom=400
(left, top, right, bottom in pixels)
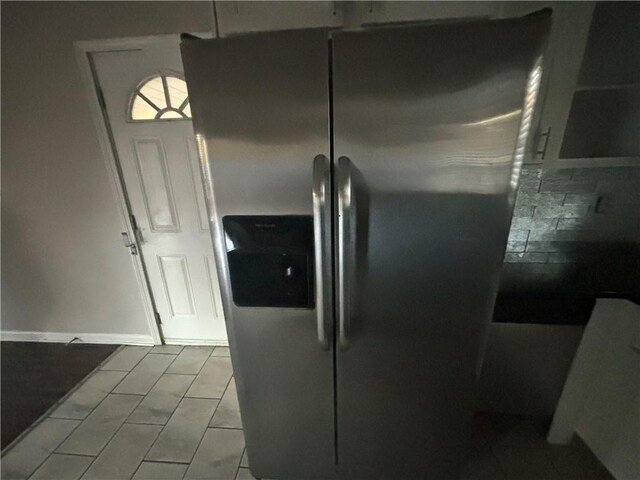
left=222, top=216, right=315, bottom=308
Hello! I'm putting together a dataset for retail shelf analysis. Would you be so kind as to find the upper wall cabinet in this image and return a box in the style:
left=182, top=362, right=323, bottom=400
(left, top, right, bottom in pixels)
left=215, top=1, right=343, bottom=36
left=351, top=1, right=500, bottom=26
left=559, top=2, right=640, bottom=160
left=215, top=1, right=502, bottom=35
left=530, top=1, right=640, bottom=167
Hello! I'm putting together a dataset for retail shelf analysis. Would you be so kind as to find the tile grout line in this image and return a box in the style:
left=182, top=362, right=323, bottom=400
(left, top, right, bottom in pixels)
left=122, top=352, right=184, bottom=425
left=203, top=373, right=232, bottom=422
left=138, top=349, right=217, bottom=469
left=102, top=345, right=153, bottom=373
left=212, top=375, right=243, bottom=480
left=181, top=411, right=218, bottom=469
left=175, top=347, right=221, bottom=399
left=22, top=421, right=84, bottom=480
left=135, top=458, right=190, bottom=466
left=183, top=347, right=216, bottom=377
left=124, top=371, right=197, bottom=426
left=48, top=347, right=152, bottom=422
left=77, top=414, right=129, bottom=476
left=43, top=451, right=97, bottom=459
left=124, top=356, right=198, bottom=468
left=49, top=349, right=157, bottom=474
left=125, top=421, right=165, bottom=480
left=129, top=459, right=146, bottom=480
left=112, top=349, right=178, bottom=396
left=128, top=424, right=192, bottom=479
left=177, top=397, right=222, bottom=472
left=26, top=384, right=137, bottom=479
left=236, top=448, right=248, bottom=480
left=52, top=394, right=145, bottom=473
left=233, top=449, right=244, bottom=480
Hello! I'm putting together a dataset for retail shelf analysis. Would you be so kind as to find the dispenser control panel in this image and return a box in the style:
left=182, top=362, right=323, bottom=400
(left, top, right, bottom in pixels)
left=222, top=216, right=314, bottom=308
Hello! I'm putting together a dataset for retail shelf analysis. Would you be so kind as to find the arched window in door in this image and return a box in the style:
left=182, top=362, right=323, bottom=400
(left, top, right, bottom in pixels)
left=129, top=74, right=191, bottom=121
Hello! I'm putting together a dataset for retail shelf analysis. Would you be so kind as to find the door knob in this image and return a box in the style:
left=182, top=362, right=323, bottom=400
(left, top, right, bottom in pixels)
left=121, top=232, right=138, bottom=256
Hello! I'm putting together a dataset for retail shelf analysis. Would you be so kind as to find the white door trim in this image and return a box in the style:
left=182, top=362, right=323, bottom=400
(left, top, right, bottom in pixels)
left=73, top=34, right=211, bottom=345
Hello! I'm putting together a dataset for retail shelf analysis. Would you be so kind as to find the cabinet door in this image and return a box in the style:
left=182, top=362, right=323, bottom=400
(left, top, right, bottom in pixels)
left=501, top=2, right=596, bottom=166
left=215, top=1, right=342, bottom=36
left=352, top=1, right=500, bottom=26
left=558, top=2, right=640, bottom=161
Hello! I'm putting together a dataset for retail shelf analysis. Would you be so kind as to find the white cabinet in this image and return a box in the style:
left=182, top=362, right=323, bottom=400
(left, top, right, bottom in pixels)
left=525, top=2, right=640, bottom=167
left=214, top=1, right=502, bottom=36
left=505, top=2, right=596, bottom=166
left=555, top=2, right=640, bottom=162
left=351, top=1, right=500, bottom=26
left=215, top=1, right=342, bottom=36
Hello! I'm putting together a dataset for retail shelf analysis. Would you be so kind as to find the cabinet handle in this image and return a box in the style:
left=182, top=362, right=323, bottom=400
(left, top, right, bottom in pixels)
left=535, top=126, right=551, bottom=160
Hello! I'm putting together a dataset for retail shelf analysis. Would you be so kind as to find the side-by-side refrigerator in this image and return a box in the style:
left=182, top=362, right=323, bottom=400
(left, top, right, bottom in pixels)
left=181, top=13, right=549, bottom=479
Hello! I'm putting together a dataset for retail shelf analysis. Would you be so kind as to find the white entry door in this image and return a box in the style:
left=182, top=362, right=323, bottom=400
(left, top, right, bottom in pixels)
left=93, top=39, right=226, bottom=344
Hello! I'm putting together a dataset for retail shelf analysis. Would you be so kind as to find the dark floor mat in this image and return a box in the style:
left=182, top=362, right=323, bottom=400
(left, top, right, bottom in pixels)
left=1, top=341, right=119, bottom=449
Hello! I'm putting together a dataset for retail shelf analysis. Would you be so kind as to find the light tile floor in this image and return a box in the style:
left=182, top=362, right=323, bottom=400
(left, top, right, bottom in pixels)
left=1, top=346, right=613, bottom=480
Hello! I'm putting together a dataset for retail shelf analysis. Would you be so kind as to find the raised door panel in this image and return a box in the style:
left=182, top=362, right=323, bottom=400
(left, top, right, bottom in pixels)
left=132, top=137, right=180, bottom=232
left=158, top=255, right=197, bottom=318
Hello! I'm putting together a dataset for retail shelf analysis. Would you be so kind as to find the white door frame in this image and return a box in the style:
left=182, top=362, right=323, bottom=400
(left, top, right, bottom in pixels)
left=74, top=34, right=212, bottom=345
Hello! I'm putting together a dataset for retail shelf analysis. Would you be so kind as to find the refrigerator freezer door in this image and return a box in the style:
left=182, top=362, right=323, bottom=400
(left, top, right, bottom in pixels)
left=332, top=16, right=549, bottom=479
left=181, top=30, right=335, bottom=479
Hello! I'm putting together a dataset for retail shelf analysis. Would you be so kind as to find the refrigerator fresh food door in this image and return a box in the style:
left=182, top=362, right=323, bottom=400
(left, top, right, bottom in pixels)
left=181, top=30, right=335, bottom=479
left=332, top=15, right=549, bottom=479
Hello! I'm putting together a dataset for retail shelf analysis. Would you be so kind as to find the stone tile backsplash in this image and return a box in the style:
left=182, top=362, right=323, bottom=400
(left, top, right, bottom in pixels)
left=500, top=166, right=640, bottom=295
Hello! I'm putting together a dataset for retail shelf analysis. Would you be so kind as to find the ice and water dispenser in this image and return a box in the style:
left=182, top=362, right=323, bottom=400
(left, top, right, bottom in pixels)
left=222, top=216, right=315, bottom=309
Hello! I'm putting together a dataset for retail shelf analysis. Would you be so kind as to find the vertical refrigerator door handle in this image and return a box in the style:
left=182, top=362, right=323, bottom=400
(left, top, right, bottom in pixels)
left=313, top=155, right=331, bottom=350
left=337, top=156, right=355, bottom=351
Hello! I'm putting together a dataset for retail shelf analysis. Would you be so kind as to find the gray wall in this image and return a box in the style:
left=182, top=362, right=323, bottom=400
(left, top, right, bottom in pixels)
left=1, top=2, right=212, bottom=338
left=501, top=166, right=640, bottom=295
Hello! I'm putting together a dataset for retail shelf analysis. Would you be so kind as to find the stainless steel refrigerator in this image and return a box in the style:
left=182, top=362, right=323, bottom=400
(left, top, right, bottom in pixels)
left=181, top=13, right=549, bottom=479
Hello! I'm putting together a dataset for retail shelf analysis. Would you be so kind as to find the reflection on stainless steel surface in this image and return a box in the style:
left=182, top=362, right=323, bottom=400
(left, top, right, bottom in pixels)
left=509, top=60, right=543, bottom=193
left=182, top=13, right=549, bottom=480
left=337, top=156, right=356, bottom=351
left=463, top=109, right=522, bottom=127
left=313, top=154, right=332, bottom=350
left=183, top=30, right=335, bottom=479
left=332, top=16, right=549, bottom=479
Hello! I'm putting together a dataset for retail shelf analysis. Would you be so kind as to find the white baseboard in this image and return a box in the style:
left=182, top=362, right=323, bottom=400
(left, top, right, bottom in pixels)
left=163, top=337, right=229, bottom=346
left=0, top=330, right=155, bottom=345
